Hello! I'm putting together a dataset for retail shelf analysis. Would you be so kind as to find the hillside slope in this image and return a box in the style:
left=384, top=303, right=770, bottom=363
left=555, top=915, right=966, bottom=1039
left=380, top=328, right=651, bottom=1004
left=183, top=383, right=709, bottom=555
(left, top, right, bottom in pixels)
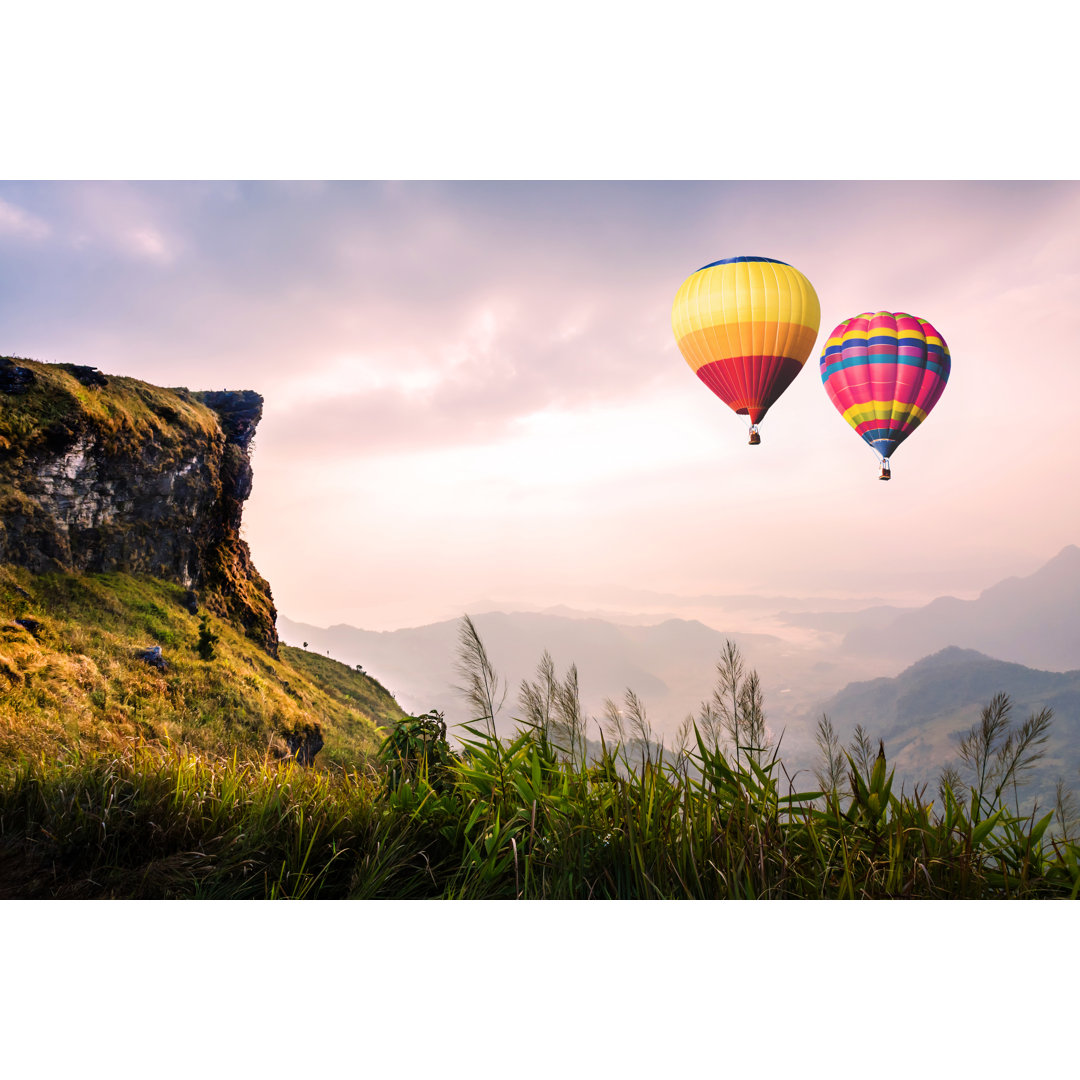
left=0, top=565, right=406, bottom=767
left=814, top=647, right=1080, bottom=806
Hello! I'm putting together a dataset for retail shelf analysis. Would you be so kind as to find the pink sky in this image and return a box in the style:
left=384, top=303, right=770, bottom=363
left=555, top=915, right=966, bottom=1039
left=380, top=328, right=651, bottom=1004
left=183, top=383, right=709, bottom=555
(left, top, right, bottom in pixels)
left=2, top=181, right=1077, bottom=629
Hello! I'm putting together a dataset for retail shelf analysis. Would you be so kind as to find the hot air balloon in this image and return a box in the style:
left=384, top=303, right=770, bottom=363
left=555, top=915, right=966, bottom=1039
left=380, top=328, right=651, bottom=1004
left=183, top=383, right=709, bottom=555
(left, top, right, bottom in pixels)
left=819, top=311, right=950, bottom=480
left=671, top=256, right=820, bottom=444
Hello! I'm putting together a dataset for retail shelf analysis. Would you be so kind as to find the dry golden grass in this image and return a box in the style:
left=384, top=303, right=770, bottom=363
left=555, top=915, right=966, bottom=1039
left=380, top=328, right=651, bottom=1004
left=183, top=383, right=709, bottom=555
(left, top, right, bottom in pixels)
left=0, top=564, right=405, bottom=767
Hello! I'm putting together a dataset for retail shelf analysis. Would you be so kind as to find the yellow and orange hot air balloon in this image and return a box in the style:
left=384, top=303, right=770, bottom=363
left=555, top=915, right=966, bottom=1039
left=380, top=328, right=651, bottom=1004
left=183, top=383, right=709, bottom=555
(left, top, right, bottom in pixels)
left=671, top=256, right=820, bottom=443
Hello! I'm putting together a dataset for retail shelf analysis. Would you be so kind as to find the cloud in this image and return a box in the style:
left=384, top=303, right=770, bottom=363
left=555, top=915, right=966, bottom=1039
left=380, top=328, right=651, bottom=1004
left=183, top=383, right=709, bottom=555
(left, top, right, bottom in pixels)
left=123, top=225, right=176, bottom=264
left=4, top=180, right=1080, bottom=628
left=0, top=196, right=50, bottom=241
left=9, top=180, right=1077, bottom=461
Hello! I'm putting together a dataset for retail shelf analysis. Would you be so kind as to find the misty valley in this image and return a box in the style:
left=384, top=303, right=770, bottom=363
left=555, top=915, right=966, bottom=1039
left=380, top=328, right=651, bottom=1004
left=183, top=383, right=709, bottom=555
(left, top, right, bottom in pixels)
left=279, top=544, right=1080, bottom=818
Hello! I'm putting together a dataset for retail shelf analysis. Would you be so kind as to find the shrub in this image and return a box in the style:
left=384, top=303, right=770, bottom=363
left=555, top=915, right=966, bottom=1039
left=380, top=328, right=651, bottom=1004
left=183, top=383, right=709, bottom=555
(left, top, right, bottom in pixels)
left=196, top=615, right=219, bottom=661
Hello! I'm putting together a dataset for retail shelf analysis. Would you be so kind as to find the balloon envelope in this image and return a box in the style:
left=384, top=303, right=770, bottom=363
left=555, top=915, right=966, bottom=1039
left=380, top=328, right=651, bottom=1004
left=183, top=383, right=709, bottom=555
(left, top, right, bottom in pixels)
left=819, top=311, right=950, bottom=461
left=671, top=256, right=820, bottom=427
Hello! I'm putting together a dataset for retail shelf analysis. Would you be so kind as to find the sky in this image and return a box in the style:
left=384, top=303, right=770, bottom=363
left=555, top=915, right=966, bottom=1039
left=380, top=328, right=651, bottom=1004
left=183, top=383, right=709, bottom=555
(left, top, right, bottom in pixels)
left=2, top=179, right=1078, bottom=629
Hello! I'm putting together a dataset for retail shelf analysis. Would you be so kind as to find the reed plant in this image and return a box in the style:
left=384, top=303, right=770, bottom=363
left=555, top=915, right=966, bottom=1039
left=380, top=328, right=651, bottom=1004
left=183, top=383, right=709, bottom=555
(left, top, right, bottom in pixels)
left=3, top=715, right=1077, bottom=899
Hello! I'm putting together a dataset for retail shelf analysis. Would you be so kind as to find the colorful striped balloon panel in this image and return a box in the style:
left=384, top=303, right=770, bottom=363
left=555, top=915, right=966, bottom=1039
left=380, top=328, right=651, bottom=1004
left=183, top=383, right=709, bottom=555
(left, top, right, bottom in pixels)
left=671, top=256, right=821, bottom=425
left=819, top=312, right=950, bottom=459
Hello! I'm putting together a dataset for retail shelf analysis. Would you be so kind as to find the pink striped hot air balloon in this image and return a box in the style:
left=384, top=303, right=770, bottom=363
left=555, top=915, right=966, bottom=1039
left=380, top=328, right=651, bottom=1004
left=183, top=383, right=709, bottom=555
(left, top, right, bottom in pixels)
left=819, top=311, right=950, bottom=479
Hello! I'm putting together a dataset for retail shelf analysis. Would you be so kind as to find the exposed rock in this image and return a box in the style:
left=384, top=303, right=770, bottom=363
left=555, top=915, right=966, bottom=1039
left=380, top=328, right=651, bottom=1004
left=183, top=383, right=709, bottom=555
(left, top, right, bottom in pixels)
left=282, top=724, right=324, bottom=766
left=0, top=358, right=278, bottom=656
left=57, top=364, right=108, bottom=389
left=0, top=358, right=36, bottom=394
left=136, top=645, right=167, bottom=671
left=183, top=589, right=199, bottom=614
left=194, top=390, right=263, bottom=453
left=14, top=617, right=42, bottom=639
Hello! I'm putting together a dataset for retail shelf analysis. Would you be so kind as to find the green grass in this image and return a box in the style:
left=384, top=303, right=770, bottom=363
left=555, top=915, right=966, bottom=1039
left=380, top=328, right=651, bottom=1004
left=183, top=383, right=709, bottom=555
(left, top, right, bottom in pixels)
left=282, top=645, right=402, bottom=723
left=0, top=565, right=405, bottom=766
left=2, top=591, right=1076, bottom=900
left=1, top=720, right=1076, bottom=899
left=0, top=357, right=221, bottom=461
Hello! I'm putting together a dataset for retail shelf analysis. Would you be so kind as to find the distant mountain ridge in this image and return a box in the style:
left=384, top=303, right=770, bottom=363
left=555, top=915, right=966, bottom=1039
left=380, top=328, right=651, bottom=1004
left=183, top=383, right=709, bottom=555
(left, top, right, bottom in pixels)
left=840, top=545, right=1080, bottom=671
left=278, top=546, right=1080, bottom=788
left=276, top=610, right=872, bottom=754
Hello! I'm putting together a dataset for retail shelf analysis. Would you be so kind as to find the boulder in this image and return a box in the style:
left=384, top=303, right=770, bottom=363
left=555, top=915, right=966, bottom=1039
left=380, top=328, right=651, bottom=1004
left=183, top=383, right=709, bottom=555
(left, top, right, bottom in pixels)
left=0, top=357, right=35, bottom=394
left=283, top=724, right=324, bottom=767
left=58, top=364, right=108, bottom=388
left=135, top=645, right=168, bottom=671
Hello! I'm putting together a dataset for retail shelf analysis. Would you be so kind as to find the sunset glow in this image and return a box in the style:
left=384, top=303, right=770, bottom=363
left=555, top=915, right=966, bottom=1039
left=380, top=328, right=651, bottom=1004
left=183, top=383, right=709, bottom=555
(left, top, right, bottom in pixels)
left=2, top=180, right=1077, bottom=629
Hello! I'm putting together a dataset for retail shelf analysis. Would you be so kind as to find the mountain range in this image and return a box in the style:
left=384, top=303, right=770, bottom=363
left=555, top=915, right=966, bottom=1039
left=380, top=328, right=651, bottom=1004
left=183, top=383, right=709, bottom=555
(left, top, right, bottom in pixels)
left=786, top=545, right=1080, bottom=671
left=279, top=545, right=1080, bottom=795
left=276, top=610, right=852, bottom=744
left=813, top=646, right=1080, bottom=809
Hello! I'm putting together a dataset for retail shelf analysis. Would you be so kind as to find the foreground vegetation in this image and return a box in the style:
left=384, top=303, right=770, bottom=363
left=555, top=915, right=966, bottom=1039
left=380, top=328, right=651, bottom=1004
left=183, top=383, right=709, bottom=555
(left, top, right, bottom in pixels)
left=2, top=604, right=1076, bottom=899
left=2, top=711, right=1076, bottom=898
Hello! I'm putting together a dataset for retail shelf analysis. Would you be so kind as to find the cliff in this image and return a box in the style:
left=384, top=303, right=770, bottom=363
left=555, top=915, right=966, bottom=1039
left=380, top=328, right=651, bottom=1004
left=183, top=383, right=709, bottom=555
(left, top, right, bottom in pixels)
left=0, top=356, right=278, bottom=655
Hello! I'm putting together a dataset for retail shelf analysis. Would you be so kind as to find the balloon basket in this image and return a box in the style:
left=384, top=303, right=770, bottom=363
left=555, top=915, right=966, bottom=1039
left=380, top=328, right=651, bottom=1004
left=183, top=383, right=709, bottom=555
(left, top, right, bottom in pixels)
left=878, top=459, right=891, bottom=481
left=748, top=425, right=761, bottom=446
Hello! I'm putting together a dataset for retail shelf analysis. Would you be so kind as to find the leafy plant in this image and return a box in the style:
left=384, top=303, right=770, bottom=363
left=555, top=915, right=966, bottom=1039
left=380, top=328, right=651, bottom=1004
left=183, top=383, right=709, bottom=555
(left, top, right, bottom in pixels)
left=378, top=710, right=456, bottom=792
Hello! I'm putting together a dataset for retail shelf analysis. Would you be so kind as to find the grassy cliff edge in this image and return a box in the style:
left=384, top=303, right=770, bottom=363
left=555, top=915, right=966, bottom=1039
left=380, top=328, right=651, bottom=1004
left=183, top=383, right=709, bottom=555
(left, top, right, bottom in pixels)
left=0, top=564, right=405, bottom=767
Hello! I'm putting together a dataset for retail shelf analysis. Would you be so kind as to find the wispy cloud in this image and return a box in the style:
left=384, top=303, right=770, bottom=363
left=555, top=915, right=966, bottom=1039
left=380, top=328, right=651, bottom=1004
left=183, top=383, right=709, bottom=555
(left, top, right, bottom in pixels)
left=3, top=180, right=1078, bottom=627
left=123, top=225, right=176, bottom=264
left=0, top=196, right=50, bottom=240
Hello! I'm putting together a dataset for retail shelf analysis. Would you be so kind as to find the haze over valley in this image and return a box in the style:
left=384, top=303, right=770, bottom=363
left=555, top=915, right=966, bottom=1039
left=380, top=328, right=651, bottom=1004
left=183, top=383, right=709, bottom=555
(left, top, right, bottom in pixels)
left=279, top=545, right=1080, bottom=791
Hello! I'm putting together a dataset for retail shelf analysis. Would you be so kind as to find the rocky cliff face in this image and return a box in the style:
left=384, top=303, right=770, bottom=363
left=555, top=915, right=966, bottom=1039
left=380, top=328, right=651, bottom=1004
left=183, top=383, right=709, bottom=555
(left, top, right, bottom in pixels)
left=0, top=357, right=278, bottom=655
